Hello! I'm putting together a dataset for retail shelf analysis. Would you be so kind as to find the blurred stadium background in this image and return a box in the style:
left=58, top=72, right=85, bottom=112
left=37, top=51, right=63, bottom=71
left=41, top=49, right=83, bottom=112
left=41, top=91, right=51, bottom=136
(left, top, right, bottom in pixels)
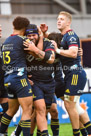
left=0, top=0, right=91, bottom=134
left=0, top=0, right=91, bottom=40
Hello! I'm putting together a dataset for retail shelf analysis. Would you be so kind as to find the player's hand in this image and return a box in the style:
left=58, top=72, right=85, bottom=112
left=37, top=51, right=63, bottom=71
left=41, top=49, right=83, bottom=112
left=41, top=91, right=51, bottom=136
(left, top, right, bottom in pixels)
left=23, top=40, right=36, bottom=52
left=37, top=26, right=43, bottom=37
left=28, top=75, right=34, bottom=86
left=40, top=23, right=48, bottom=33
left=78, top=48, right=83, bottom=56
left=50, top=40, right=58, bottom=50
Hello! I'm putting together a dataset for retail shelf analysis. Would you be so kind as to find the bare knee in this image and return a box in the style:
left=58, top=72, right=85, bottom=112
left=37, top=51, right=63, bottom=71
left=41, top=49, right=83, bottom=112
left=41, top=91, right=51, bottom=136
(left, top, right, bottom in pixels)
left=23, top=102, right=33, bottom=116
left=19, top=96, right=33, bottom=117
left=64, top=99, right=77, bottom=114
left=50, top=104, right=58, bottom=119
left=34, top=99, right=46, bottom=117
left=64, top=100, right=71, bottom=109
left=35, top=104, right=46, bottom=117
left=7, top=104, right=19, bottom=117
left=64, top=95, right=80, bottom=110
left=6, top=99, right=19, bottom=116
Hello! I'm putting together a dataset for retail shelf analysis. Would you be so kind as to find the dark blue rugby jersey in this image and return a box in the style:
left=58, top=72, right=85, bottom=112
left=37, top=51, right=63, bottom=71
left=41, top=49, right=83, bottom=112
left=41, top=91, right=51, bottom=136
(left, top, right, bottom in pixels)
left=53, top=57, right=64, bottom=81
left=59, top=30, right=81, bottom=68
left=26, top=38, right=55, bottom=82
left=2, top=35, right=27, bottom=74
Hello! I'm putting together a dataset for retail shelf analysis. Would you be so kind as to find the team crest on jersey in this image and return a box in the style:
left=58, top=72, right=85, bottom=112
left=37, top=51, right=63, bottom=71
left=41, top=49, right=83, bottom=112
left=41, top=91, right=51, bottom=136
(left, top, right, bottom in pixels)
left=69, top=37, right=77, bottom=44
left=69, top=37, right=76, bottom=42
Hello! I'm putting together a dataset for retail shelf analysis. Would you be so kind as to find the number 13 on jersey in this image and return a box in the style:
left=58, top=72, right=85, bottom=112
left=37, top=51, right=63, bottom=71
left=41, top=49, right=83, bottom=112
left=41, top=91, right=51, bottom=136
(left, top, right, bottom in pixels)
left=3, top=51, right=11, bottom=64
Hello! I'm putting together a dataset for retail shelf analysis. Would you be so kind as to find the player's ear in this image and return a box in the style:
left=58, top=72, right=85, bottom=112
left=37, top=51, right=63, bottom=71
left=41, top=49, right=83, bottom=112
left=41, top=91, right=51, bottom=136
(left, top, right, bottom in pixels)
left=66, top=20, right=71, bottom=26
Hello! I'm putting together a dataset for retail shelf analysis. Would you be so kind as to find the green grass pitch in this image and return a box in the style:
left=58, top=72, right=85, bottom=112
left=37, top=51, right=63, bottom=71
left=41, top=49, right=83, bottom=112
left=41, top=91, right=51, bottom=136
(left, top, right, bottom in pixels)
left=8, top=123, right=73, bottom=136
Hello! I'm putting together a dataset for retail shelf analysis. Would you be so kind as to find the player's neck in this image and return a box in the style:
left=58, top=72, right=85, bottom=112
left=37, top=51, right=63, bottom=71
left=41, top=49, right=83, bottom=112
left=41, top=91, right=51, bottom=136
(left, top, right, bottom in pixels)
left=13, top=29, right=25, bottom=36
left=61, top=26, right=71, bottom=35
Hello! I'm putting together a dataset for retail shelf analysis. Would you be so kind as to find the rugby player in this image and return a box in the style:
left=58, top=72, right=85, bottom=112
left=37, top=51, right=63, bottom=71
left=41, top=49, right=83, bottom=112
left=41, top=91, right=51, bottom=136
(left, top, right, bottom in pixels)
left=40, top=25, right=89, bottom=136
left=0, top=17, right=33, bottom=136
left=10, top=23, right=55, bottom=136
left=0, top=25, right=8, bottom=136
left=24, top=24, right=55, bottom=136
left=48, top=32, right=88, bottom=136
left=53, top=11, right=91, bottom=136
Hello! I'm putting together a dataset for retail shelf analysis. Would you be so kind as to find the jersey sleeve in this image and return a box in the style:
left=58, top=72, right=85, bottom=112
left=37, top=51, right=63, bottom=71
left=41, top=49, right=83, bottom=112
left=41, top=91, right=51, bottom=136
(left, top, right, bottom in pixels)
left=44, top=38, right=55, bottom=52
left=66, top=32, right=79, bottom=49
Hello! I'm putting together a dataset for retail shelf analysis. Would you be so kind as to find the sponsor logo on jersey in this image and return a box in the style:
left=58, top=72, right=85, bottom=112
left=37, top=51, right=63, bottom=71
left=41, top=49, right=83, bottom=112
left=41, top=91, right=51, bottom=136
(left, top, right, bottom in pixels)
left=8, top=93, right=14, bottom=97
left=28, top=89, right=32, bottom=94
left=65, top=89, right=70, bottom=93
left=77, top=90, right=83, bottom=93
left=4, top=82, right=11, bottom=87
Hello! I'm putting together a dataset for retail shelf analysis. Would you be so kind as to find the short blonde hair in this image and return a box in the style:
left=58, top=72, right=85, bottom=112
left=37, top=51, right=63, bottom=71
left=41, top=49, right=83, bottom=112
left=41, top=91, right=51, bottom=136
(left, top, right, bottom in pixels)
left=58, top=11, right=72, bottom=22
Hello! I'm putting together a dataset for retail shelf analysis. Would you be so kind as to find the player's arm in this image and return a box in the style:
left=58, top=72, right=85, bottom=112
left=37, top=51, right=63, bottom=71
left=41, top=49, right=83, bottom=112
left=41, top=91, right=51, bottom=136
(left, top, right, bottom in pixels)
left=78, top=48, right=83, bottom=56
left=40, top=23, right=50, bottom=38
left=23, top=41, right=55, bottom=64
left=52, top=40, right=78, bottom=58
left=58, top=47, right=78, bottom=58
left=37, top=26, right=43, bottom=50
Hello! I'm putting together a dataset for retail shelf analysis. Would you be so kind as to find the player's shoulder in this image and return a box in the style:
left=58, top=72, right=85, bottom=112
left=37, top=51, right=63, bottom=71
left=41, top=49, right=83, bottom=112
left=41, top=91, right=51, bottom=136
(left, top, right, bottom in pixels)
left=18, top=35, right=26, bottom=40
left=66, top=30, right=78, bottom=37
left=7, top=35, right=26, bottom=42
left=43, top=38, right=52, bottom=46
left=44, top=38, right=51, bottom=42
left=15, top=35, right=27, bottom=45
left=66, top=30, right=78, bottom=40
left=43, top=38, right=54, bottom=50
left=67, top=30, right=75, bottom=36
